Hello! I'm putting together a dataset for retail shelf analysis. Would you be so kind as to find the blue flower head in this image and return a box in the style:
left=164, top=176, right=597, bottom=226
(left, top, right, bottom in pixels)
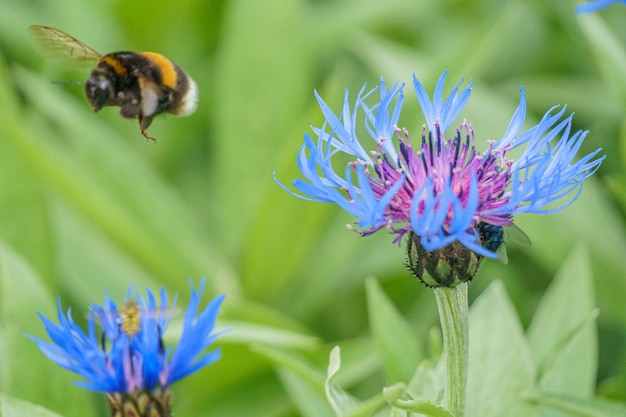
left=277, top=71, right=604, bottom=285
left=30, top=279, right=227, bottom=415
left=576, top=0, right=626, bottom=13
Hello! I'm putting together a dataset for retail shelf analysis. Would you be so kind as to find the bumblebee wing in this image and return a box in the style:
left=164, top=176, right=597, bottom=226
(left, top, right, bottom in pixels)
left=504, top=223, right=532, bottom=248
left=88, top=306, right=122, bottom=330
left=29, top=25, right=101, bottom=65
left=495, top=243, right=509, bottom=264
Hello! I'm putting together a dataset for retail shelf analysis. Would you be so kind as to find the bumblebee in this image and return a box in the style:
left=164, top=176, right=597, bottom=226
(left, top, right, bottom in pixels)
left=90, top=299, right=174, bottom=338
left=119, top=300, right=142, bottom=336
left=477, top=222, right=532, bottom=264
left=29, top=25, right=198, bottom=141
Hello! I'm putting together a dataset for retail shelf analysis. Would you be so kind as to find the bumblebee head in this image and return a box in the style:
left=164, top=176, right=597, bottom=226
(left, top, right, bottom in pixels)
left=85, top=73, right=113, bottom=112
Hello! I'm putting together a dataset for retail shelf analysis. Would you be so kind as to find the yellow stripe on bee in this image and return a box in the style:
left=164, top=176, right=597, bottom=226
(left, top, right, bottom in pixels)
left=100, top=55, right=128, bottom=76
left=121, top=300, right=141, bottom=336
left=140, top=52, right=178, bottom=89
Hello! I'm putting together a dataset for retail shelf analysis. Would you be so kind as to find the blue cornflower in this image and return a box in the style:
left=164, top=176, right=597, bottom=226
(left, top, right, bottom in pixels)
left=277, top=71, right=603, bottom=284
left=576, top=0, right=626, bottom=13
left=30, top=279, right=226, bottom=416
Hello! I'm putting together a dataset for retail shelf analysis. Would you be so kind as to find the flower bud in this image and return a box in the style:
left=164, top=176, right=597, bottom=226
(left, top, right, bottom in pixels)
left=405, top=231, right=482, bottom=288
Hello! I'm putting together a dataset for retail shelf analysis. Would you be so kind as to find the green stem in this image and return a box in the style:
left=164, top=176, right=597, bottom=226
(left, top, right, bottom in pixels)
left=434, top=283, right=469, bottom=417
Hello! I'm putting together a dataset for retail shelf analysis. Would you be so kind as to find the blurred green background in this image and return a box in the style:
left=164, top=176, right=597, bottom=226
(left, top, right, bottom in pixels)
left=0, top=0, right=625, bottom=416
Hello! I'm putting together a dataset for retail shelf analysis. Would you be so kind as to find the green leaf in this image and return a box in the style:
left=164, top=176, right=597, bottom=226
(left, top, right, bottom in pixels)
left=383, top=385, right=453, bottom=417
left=323, top=346, right=390, bottom=417
left=0, top=394, right=65, bottom=417
left=256, top=344, right=391, bottom=417
left=366, top=278, right=423, bottom=382
left=406, top=359, right=445, bottom=404
left=577, top=13, right=626, bottom=101
left=326, top=346, right=359, bottom=415
left=466, top=281, right=536, bottom=417
left=213, top=0, right=314, bottom=256
left=382, top=383, right=406, bottom=405
left=0, top=242, right=93, bottom=417
left=252, top=344, right=327, bottom=389
left=389, top=399, right=453, bottom=417
left=50, top=202, right=162, bottom=304
left=519, top=180, right=626, bottom=337
left=326, top=346, right=392, bottom=417
left=521, top=391, right=626, bottom=417
left=214, top=321, right=320, bottom=349
left=278, top=369, right=336, bottom=417
left=253, top=344, right=334, bottom=417
left=527, top=245, right=597, bottom=401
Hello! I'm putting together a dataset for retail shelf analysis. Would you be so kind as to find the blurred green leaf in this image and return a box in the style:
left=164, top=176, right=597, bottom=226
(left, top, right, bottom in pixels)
left=51, top=201, right=161, bottom=302
left=527, top=246, right=598, bottom=402
left=521, top=391, right=626, bottom=417
left=0, top=394, right=65, bottom=417
left=406, top=359, right=445, bottom=404
left=211, top=320, right=320, bottom=349
left=518, top=179, right=626, bottom=331
left=213, top=0, right=314, bottom=255
left=466, top=281, right=536, bottom=417
left=256, top=343, right=389, bottom=417
left=253, top=344, right=327, bottom=396
left=278, top=369, right=335, bottom=417
left=0, top=243, right=92, bottom=417
left=366, top=278, right=423, bottom=383
left=577, top=13, right=626, bottom=102
left=323, top=346, right=391, bottom=417
left=254, top=344, right=333, bottom=417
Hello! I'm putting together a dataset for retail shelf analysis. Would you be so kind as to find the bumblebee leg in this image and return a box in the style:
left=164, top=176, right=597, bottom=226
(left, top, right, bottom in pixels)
left=138, top=115, right=156, bottom=142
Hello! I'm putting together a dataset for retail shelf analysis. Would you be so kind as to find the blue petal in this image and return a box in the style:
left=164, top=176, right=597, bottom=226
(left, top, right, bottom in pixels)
left=166, top=280, right=227, bottom=385
left=576, top=0, right=624, bottom=13
left=413, top=71, right=473, bottom=134
left=409, top=180, right=456, bottom=250
left=348, top=164, right=406, bottom=230
left=30, top=281, right=226, bottom=394
left=493, top=109, right=605, bottom=217
left=313, top=86, right=373, bottom=163
left=495, top=87, right=526, bottom=149
left=362, top=78, right=404, bottom=160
